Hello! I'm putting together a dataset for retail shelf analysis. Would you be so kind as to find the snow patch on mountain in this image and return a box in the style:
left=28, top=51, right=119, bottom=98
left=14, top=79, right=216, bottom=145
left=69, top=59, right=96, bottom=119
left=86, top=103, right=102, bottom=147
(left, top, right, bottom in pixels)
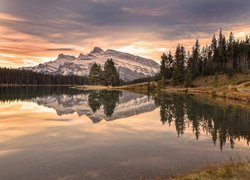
left=25, top=47, right=159, bottom=82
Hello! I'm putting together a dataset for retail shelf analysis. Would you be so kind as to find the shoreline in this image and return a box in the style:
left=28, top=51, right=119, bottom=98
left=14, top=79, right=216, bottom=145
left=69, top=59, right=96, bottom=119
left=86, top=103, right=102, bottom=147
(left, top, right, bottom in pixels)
left=74, top=83, right=250, bottom=103
left=1, top=82, right=249, bottom=103
left=0, top=84, right=75, bottom=87
left=172, top=161, right=250, bottom=180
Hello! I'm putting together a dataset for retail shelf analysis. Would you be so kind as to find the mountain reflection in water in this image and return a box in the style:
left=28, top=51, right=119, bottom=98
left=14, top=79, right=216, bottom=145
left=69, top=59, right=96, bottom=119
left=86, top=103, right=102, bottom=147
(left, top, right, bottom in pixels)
left=0, top=86, right=249, bottom=151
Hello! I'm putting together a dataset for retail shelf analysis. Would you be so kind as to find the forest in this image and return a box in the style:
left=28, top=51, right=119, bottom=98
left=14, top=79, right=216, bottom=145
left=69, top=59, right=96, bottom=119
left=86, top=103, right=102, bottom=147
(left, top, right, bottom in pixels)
left=159, top=29, right=250, bottom=86
left=0, top=67, right=88, bottom=85
left=0, top=58, right=121, bottom=86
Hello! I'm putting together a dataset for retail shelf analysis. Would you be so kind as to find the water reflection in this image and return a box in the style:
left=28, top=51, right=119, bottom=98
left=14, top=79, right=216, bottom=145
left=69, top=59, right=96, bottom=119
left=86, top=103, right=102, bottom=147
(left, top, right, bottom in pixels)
left=0, top=86, right=249, bottom=150
left=88, top=91, right=121, bottom=117
left=154, top=94, right=250, bottom=151
left=0, top=86, right=83, bottom=102
left=0, top=87, right=156, bottom=123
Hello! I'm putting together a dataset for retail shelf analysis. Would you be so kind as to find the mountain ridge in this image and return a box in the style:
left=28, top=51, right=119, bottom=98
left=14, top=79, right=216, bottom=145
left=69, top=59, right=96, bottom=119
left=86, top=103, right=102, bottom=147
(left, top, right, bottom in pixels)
left=24, top=47, right=159, bottom=82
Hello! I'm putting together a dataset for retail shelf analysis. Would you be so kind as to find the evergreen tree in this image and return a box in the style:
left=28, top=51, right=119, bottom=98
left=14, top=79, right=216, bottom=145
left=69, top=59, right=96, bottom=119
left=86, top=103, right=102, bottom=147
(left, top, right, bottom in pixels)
left=185, top=68, right=192, bottom=87
left=216, top=29, right=227, bottom=73
left=189, top=39, right=201, bottom=79
left=172, top=44, right=185, bottom=85
left=160, top=52, right=173, bottom=79
left=205, top=45, right=215, bottom=75
left=100, top=90, right=120, bottom=117
left=103, top=59, right=120, bottom=86
left=227, top=32, right=235, bottom=74
left=160, top=53, right=168, bottom=78
left=167, top=51, right=174, bottom=78
left=88, top=91, right=102, bottom=113
left=211, top=34, right=219, bottom=72
left=88, top=63, right=103, bottom=85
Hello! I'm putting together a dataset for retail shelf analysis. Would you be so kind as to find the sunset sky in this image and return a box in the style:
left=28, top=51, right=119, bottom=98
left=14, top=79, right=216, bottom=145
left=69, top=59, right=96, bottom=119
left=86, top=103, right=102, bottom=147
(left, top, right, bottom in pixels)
left=1, top=0, right=250, bottom=67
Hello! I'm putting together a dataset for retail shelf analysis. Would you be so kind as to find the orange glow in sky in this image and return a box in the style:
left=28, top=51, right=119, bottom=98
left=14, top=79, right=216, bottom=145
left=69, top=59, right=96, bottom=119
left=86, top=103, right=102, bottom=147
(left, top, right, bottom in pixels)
left=0, top=0, right=250, bottom=67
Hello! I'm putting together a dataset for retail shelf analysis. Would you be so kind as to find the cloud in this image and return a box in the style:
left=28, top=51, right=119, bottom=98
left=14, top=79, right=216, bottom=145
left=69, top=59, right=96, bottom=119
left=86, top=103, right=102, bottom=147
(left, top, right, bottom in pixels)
left=0, top=0, right=250, bottom=67
left=121, top=7, right=168, bottom=17
left=91, top=0, right=113, bottom=3
left=45, top=48, right=75, bottom=51
left=0, top=13, right=25, bottom=22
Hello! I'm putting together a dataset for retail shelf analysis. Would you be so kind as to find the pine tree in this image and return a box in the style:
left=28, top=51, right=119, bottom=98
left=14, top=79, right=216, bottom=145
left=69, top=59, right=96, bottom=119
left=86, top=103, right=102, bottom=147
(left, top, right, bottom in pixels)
left=205, top=45, right=215, bottom=75
left=172, top=44, right=185, bottom=85
left=88, top=91, right=101, bottom=113
left=160, top=53, right=168, bottom=78
left=185, top=68, right=192, bottom=87
left=218, top=29, right=227, bottom=72
left=103, top=59, right=120, bottom=86
left=211, top=34, right=219, bottom=72
left=167, top=51, right=174, bottom=78
left=227, top=32, right=235, bottom=74
left=160, top=52, right=174, bottom=80
left=88, top=63, right=103, bottom=85
left=189, top=39, right=201, bottom=79
left=201, top=46, right=207, bottom=75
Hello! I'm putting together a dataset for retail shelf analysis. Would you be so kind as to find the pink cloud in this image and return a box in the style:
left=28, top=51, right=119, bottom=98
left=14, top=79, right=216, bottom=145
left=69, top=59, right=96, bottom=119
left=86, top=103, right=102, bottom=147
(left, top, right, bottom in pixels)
left=121, top=7, right=168, bottom=17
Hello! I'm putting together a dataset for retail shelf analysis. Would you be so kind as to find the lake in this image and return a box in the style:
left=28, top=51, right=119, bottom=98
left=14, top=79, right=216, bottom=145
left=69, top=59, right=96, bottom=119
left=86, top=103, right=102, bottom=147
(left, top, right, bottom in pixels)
left=0, top=86, right=249, bottom=180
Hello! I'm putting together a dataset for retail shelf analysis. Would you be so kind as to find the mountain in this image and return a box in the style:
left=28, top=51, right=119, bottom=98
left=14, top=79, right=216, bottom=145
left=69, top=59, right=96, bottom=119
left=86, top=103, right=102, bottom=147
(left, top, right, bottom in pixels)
left=32, top=91, right=157, bottom=123
left=24, top=47, right=159, bottom=82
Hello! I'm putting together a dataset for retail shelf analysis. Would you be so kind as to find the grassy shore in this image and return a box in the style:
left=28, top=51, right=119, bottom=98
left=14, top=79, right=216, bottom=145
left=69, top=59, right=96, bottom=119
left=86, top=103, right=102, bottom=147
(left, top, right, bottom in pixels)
left=79, top=74, right=249, bottom=102
left=172, top=162, right=250, bottom=180
left=0, top=84, right=74, bottom=87
left=73, top=85, right=114, bottom=90
left=74, top=74, right=250, bottom=103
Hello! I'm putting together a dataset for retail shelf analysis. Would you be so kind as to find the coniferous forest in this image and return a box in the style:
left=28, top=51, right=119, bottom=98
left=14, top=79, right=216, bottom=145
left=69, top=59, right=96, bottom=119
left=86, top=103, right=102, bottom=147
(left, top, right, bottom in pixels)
left=0, top=67, right=88, bottom=85
left=160, top=30, right=250, bottom=86
left=0, top=59, right=121, bottom=86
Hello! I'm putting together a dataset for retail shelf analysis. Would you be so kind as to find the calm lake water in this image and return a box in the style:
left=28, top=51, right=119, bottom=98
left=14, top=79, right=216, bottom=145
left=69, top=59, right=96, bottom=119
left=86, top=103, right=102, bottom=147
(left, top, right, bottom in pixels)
left=0, top=86, right=249, bottom=180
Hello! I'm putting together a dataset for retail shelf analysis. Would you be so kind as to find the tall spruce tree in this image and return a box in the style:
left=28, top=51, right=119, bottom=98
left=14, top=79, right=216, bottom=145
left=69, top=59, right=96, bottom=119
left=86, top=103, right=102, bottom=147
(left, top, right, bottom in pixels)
left=218, top=29, right=227, bottom=72
left=189, top=39, right=201, bottom=79
left=103, top=59, right=120, bottom=86
left=167, top=51, right=174, bottom=78
left=172, top=44, right=185, bottom=85
left=88, top=63, right=103, bottom=85
left=211, top=34, right=219, bottom=72
left=160, top=51, right=173, bottom=79
left=227, top=32, right=235, bottom=74
left=160, top=53, right=168, bottom=78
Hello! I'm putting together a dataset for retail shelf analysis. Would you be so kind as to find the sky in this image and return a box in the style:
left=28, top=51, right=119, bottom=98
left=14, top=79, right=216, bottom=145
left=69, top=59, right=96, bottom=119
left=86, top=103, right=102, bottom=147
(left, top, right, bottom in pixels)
left=0, top=0, right=250, bottom=67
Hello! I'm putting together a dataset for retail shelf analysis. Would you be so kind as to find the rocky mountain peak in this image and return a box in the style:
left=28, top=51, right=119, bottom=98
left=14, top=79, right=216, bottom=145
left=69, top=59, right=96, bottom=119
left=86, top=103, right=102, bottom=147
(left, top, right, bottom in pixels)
left=57, top=53, right=76, bottom=60
left=78, top=53, right=85, bottom=58
left=90, top=47, right=104, bottom=54
left=25, top=47, right=160, bottom=82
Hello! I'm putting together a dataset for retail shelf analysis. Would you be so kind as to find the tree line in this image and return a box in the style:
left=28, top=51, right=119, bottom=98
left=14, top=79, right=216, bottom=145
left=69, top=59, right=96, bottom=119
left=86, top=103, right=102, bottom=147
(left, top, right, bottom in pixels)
left=0, top=86, right=83, bottom=102
left=160, top=29, right=250, bottom=86
left=88, top=58, right=121, bottom=86
left=0, top=59, right=121, bottom=86
left=0, top=67, right=88, bottom=85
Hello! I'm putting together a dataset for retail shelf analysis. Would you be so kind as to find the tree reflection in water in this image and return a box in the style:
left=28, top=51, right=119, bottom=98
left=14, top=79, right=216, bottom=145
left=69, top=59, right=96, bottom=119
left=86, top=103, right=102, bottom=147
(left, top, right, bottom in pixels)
left=88, top=90, right=120, bottom=117
left=0, top=86, right=249, bottom=150
left=154, top=94, right=250, bottom=151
